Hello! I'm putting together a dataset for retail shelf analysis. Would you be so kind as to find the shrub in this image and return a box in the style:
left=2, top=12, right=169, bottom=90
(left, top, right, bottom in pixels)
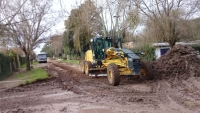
left=191, top=44, right=200, bottom=51
left=0, top=53, right=12, bottom=79
left=0, top=52, right=26, bottom=80
left=131, top=44, right=156, bottom=62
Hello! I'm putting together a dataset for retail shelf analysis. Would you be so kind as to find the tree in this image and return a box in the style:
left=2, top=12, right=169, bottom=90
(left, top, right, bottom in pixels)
left=134, top=0, right=200, bottom=47
left=43, top=35, right=63, bottom=57
left=5, top=0, right=58, bottom=71
left=63, top=0, right=101, bottom=57
left=178, top=18, right=200, bottom=41
left=94, top=0, right=140, bottom=41
left=41, top=43, right=54, bottom=57
left=0, top=0, right=27, bottom=36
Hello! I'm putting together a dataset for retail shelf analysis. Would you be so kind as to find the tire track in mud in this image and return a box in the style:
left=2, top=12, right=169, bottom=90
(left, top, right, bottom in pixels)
left=6, top=60, right=195, bottom=113
left=45, top=62, right=161, bottom=113
left=157, top=81, right=169, bottom=104
left=46, top=61, right=161, bottom=106
left=156, top=80, right=200, bottom=113
left=47, top=61, right=200, bottom=112
left=1, top=61, right=200, bottom=113
left=168, top=79, right=200, bottom=112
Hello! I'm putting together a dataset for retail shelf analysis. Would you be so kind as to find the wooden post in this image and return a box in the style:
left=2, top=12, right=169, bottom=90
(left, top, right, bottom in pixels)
left=10, top=62, right=12, bottom=73
left=17, top=54, right=21, bottom=73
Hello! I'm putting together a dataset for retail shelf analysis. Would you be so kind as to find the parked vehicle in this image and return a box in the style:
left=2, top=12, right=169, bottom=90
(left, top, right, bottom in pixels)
left=37, top=52, right=47, bottom=63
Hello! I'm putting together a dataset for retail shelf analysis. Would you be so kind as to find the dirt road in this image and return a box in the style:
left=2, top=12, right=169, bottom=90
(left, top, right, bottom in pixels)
left=0, top=60, right=200, bottom=113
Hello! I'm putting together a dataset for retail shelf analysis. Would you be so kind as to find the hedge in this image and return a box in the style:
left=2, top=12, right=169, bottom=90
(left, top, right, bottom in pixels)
left=0, top=53, right=11, bottom=79
left=0, top=52, right=26, bottom=80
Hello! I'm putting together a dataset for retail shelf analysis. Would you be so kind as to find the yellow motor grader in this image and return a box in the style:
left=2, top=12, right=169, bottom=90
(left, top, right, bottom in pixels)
left=80, top=36, right=146, bottom=86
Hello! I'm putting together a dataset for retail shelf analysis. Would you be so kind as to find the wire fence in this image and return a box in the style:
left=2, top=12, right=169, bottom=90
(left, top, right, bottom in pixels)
left=0, top=53, right=26, bottom=80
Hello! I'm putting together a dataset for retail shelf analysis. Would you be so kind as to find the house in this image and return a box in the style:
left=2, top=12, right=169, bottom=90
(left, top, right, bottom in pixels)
left=153, top=42, right=198, bottom=59
left=122, top=42, right=134, bottom=49
left=153, top=43, right=170, bottom=59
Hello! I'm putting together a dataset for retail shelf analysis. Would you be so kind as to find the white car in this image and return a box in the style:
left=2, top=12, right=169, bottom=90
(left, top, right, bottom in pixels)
left=37, top=52, right=47, bottom=63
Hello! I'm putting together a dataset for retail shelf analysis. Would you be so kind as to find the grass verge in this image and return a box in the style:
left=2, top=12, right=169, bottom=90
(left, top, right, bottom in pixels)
left=20, top=61, right=39, bottom=68
left=15, top=68, right=48, bottom=85
left=60, top=60, right=79, bottom=64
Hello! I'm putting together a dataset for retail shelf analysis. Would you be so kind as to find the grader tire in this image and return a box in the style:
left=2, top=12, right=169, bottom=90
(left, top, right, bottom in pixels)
left=107, top=63, right=120, bottom=86
left=140, top=61, right=154, bottom=80
left=140, top=67, right=146, bottom=79
left=80, top=60, right=86, bottom=74
left=85, top=61, right=92, bottom=76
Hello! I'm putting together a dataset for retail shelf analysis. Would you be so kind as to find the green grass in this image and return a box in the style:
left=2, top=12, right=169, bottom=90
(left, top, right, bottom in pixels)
left=60, top=60, right=79, bottom=64
left=20, top=61, right=39, bottom=68
left=15, top=68, right=48, bottom=85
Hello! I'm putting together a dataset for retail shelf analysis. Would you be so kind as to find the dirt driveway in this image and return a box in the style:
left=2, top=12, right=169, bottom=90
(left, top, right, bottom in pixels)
left=0, top=60, right=200, bottom=113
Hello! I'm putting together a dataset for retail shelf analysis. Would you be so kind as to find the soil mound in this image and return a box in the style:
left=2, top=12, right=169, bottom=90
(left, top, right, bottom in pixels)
left=143, top=44, right=200, bottom=81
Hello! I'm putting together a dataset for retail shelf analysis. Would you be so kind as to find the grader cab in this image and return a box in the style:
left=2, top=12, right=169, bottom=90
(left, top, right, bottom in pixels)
left=81, top=36, right=146, bottom=86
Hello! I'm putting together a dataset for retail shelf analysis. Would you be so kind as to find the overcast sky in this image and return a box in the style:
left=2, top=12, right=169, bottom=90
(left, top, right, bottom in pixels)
left=34, top=0, right=84, bottom=54
left=51, top=0, right=83, bottom=33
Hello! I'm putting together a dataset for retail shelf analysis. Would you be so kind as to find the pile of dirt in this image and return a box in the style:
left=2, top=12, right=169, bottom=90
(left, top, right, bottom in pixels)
left=143, top=44, right=200, bottom=81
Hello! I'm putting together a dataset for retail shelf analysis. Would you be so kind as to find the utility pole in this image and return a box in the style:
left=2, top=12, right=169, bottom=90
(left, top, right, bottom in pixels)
left=114, top=15, right=121, bottom=49
left=114, top=15, right=120, bottom=39
left=100, top=7, right=107, bottom=37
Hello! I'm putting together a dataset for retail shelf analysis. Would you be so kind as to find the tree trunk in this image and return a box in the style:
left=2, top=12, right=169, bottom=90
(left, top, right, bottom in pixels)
left=26, top=53, right=31, bottom=71
left=169, top=42, right=175, bottom=48
left=168, top=36, right=176, bottom=48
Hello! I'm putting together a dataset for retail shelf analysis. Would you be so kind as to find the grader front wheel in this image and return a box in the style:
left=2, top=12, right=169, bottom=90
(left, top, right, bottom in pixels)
left=140, top=61, right=154, bottom=80
left=80, top=61, right=85, bottom=74
left=107, top=63, right=120, bottom=86
left=85, top=61, right=92, bottom=76
left=140, top=67, right=146, bottom=79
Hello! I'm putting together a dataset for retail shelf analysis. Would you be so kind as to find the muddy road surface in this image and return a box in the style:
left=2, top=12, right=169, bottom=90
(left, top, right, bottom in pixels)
left=0, top=60, right=200, bottom=113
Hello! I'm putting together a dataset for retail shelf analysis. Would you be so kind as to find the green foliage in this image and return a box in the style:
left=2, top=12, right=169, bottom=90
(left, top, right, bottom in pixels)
left=19, top=56, right=26, bottom=65
left=6, top=50, right=17, bottom=57
left=62, top=54, right=67, bottom=60
left=62, top=0, right=100, bottom=59
left=63, top=30, right=75, bottom=55
left=25, top=81, right=30, bottom=84
left=41, top=43, right=54, bottom=57
left=0, top=52, right=26, bottom=80
left=191, top=44, right=200, bottom=51
left=20, top=61, right=38, bottom=68
left=0, top=53, right=12, bottom=79
left=15, top=68, right=48, bottom=84
left=131, top=44, right=156, bottom=62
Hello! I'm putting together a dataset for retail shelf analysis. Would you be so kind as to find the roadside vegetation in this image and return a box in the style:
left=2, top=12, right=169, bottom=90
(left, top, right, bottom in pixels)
left=20, top=62, right=39, bottom=68
left=40, top=0, right=200, bottom=62
left=59, top=60, right=79, bottom=65
left=0, top=51, right=26, bottom=80
left=15, top=68, right=48, bottom=85
left=132, top=44, right=156, bottom=62
left=1, top=0, right=200, bottom=75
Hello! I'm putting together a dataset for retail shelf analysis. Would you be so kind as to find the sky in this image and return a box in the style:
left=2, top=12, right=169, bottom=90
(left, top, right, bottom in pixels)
left=51, top=0, right=84, bottom=32
left=34, top=0, right=84, bottom=54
